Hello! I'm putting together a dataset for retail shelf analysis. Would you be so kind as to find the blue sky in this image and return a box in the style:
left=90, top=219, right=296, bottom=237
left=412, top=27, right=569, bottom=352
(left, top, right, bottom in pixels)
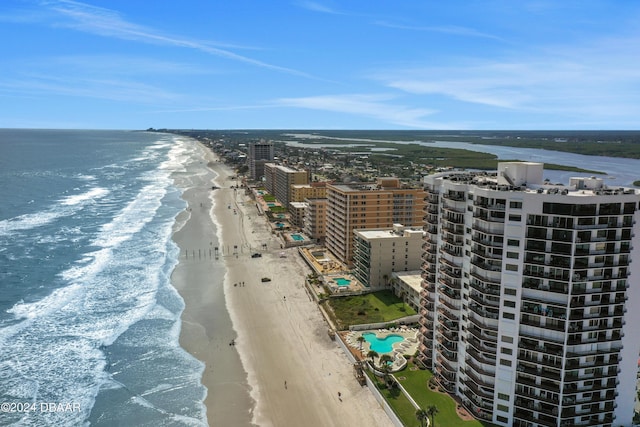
left=1, top=0, right=640, bottom=130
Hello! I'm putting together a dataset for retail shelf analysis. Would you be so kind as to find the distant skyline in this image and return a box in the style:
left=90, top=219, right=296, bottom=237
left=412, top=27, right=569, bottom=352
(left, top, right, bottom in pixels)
left=1, top=0, right=640, bottom=130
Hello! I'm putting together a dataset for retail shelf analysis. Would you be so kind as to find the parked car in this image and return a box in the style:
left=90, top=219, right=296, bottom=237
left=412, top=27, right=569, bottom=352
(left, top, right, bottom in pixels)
left=251, top=253, right=262, bottom=258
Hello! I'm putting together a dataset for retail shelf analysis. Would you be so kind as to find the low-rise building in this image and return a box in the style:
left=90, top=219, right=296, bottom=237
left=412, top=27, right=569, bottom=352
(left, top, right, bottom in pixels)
left=353, top=224, right=424, bottom=290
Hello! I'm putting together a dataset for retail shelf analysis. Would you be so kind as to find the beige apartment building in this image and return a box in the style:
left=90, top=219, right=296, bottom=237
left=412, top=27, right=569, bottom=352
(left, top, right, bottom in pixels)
left=303, top=197, right=327, bottom=242
left=325, top=178, right=426, bottom=265
left=291, top=182, right=327, bottom=202
left=353, top=224, right=424, bottom=290
left=264, top=163, right=309, bottom=209
left=288, top=201, right=307, bottom=228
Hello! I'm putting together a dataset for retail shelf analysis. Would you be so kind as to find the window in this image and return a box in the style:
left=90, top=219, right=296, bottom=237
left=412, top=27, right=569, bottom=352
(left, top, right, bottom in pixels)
left=506, top=264, right=518, bottom=271
left=509, top=214, right=522, bottom=222
left=498, top=393, right=510, bottom=401
left=504, top=288, right=517, bottom=296
left=499, top=359, right=512, bottom=367
left=507, top=239, right=520, bottom=247
left=510, top=201, right=522, bottom=209
left=501, top=335, right=513, bottom=344
left=497, top=416, right=509, bottom=423
left=501, top=347, right=513, bottom=355
left=497, top=404, right=509, bottom=412
left=504, top=300, right=516, bottom=308
left=503, top=312, right=515, bottom=320
left=507, top=251, right=519, bottom=259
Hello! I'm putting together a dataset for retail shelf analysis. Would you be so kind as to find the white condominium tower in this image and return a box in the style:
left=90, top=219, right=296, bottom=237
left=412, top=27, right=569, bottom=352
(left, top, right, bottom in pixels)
left=419, top=162, right=640, bottom=427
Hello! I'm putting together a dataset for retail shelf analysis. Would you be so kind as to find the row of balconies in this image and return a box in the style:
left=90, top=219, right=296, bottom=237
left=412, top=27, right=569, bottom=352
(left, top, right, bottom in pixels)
left=563, top=366, right=619, bottom=382
left=569, top=294, right=627, bottom=308
left=469, top=279, right=501, bottom=296
left=517, top=360, right=562, bottom=381
left=467, top=308, right=500, bottom=330
left=517, top=349, right=562, bottom=368
left=469, top=268, right=501, bottom=285
left=514, top=397, right=559, bottom=417
left=565, top=353, right=619, bottom=369
left=467, top=324, right=498, bottom=343
left=569, top=305, right=625, bottom=320
left=561, top=389, right=617, bottom=406
left=520, top=315, right=566, bottom=332
left=462, top=371, right=495, bottom=399
left=571, top=280, right=627, bottom=294
left=516, top=373, right=561, bottom=393
left=562, top=377, right=619, bottom=395
left=513, top=409, right=561, bottom=427
left=566, top=330, right=624, bottom=346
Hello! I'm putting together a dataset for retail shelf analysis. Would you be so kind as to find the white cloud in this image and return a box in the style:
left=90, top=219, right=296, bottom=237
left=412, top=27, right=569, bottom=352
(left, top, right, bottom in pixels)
left=0, top=73, right=182, bottom=103
left=295, top=1, right=341, bottom=15
left=374, top=33, right=640, bottom=123
left=375, top=21, right=502, bottom=41
left=37, top=0, right=314, bottom=78
left=272, top=93, right=465, bottom=128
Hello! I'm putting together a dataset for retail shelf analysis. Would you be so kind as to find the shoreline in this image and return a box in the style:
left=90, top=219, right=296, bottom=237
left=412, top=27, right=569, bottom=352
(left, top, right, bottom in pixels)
left=173, top=140, right=393, bottom=427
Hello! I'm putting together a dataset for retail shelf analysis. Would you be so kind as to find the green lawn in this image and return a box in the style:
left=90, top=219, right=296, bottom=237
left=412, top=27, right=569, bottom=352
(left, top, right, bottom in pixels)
left=394, top=364, right=496, bottom=427
left=326, top=290, right=416, bottom=329
left=262, top=194, right=276, bottom=202
left=368, top=373, right=422, bottom=427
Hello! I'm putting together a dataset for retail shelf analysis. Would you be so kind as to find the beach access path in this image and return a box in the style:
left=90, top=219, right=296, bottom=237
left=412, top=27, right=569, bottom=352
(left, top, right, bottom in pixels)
left=174, top=142, right=393, bottom=427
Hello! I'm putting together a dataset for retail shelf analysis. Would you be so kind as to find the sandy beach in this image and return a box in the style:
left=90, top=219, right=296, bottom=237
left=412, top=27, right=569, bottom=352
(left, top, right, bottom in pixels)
left=172, top=141, right=393, bottom=427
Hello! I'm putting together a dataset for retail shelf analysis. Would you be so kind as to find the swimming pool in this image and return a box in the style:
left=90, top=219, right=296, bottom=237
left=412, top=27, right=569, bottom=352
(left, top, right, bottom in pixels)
left=362, top=332, right=404, bottom=353
left=291, top=234, right=304, bottom=241
left=335, top=277, right=351, bottom=286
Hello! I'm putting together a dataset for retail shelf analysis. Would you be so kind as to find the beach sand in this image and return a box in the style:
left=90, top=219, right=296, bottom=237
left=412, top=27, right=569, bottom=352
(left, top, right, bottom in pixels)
left=173, top=142, right=393, bottom=427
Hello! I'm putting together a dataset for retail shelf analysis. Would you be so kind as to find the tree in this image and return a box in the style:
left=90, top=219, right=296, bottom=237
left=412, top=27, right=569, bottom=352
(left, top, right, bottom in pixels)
left=367, top=350, right=378, bottom=366
left=427, top=405, right=439, bottom=427
left=379, top=353, right=393, bottom=368
left=415, top=409, right=428, bottom=427
left=378, top=354, right=393, bottom=387
left=357, top=335, right=365, bottom=352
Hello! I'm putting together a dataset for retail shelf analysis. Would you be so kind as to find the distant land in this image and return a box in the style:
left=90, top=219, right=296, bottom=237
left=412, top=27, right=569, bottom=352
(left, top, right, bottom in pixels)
left=155, top=129, right=640, bottom=180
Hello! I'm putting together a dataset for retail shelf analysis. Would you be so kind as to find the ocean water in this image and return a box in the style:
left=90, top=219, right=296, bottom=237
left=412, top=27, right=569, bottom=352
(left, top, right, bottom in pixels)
left=0, top=129, right=206, bottom=426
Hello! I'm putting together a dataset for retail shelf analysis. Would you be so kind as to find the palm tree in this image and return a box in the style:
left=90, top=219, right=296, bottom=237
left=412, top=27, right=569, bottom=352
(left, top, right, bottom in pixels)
left=367, top=350, right=378, bottom=366
left=378, top=362, right=392, bottom=388
left=357, top=335, right=365, bottom=353
left=378, top=354, right=393, bottom=387
left=427, top=405, right=439, bottom=427
left=378, top=353, right=393, bottom=368
left=415, top=408, right=428, bottom=427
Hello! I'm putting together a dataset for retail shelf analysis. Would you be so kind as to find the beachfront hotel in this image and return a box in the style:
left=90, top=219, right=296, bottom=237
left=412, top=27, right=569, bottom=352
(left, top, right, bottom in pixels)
left=303, top=197, right=328, bottom=242
left=325, top=178, right=426, bottom=266
left=248, top=140, right=274, bottom=180
left=263, top=163, right=310, bottom=209
left=418, top=162, right=640, bottom=426
left=352, top=224, right=424, bottom=290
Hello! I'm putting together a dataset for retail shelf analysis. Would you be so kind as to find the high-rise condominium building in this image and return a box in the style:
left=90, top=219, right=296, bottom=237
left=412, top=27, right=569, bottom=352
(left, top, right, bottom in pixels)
left=419, top=162, right=640, bottom=427
left=325, top=178, right=426, bottom=266
left=248, top=141, right=274, bottom=180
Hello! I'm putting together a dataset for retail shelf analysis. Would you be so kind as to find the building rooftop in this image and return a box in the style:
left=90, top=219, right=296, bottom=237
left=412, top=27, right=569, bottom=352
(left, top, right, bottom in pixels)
left=392, top=271, right=422, bottom=293
left=425, top=162, right=638, bottom=197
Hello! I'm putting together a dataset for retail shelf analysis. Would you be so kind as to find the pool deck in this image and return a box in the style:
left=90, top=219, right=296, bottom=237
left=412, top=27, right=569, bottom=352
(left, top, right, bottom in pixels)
left=344, top=328, right=419, bottom=372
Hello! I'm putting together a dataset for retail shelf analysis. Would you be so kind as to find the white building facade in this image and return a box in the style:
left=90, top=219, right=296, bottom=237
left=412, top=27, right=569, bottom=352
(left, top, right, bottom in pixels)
left=419, top=162, right=640, bottom=427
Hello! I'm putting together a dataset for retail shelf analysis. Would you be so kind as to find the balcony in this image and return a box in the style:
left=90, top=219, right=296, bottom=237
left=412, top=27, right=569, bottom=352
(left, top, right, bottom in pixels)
left=516, top=373, right=560, bottom=393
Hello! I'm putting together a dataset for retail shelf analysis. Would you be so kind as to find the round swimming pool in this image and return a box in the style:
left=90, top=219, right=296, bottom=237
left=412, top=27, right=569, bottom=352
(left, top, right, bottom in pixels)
left=362, top=332, right=404, bottom=353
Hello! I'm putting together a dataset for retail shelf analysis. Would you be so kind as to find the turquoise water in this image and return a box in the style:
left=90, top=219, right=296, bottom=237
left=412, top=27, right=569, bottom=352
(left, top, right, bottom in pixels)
left=335, top=278, right=351, bottom=286
left=363, top=333, right=404, bottom=353
left=291, top=234, right=304, bottom=241
left=267, top=203, right=276, bottom=207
